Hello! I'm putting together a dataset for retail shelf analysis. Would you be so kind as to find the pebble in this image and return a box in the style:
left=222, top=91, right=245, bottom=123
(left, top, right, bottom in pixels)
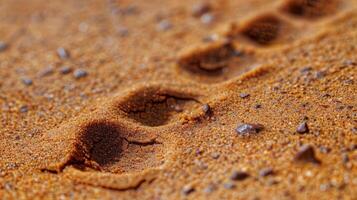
left=157, top=20, right=172, bottom=31
left=259, top=167, right=274, bottom=177
left=202, top=103, right=211, bottom=115
left=341, top=153, right=349, bottom=164
left=38, top=65, right=54, bottom=77
left=236, top=123, right=264, bottom=135
left=210, top=152, right=220, bottom=159
left=239, top=93, right=250, bottom=99
left=21, top=77, right=33, bottom=86
left=59, top=66, right=72, bottom=74
left=203, top=184, right=216, bottom=194
left=294, top=144, right=321, bottom=164
left=19, top=105, right=28, bottom=113
left=200, top=13, right=215, bottom=25
left=73, top=69, right=88, bottom=79
left=57, top=47, right=70, bottom=59
left=0, top=41, right=8, bottom=52
left=181, top=184, right=195, bottom=196
left=223, top=181, right=235, bottom=189
left=296, top=122, right=309, bottom=134
left=319, top=146, right=331, bottom=154
left=230, top=170, right=250, bottom=181
left=192, top=2, right=211, bottom=17
left=117, top=26, right=129, bottom=37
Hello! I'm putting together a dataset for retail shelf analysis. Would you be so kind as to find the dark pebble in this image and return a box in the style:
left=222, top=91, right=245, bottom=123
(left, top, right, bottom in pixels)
left=181, top=185, right=195, bottom=196
left=192, top=2, right=211, bottom=17
left=254, top=104, right=262, bottom=109
left=236, top=123, right=264, bottom=135
left=73, top=69, right=88, bottom=79
left=239, top=93, right=250, bottom=99
left=38, top=66, right=54, bottom=77
left=203, top=184, right=216, bottom=194
left=341, top=153, right=349, bottom=164
left=296, top=122, right=309, bottom=134
left=19, top=105, right=28, bottom=113
left=202, top=103, right=211, bottom=115
left=230, top=170, right=249, bottom=181
left=294, top=144, right=321, bottom=164
left=259, top=167, right=274, bottom=177
left=319, top=146, right=331, bottom=154
left=21, top=77, right=33, bottom=86
left=59, top=66, right=72, bottom=74
left=200, top=13, right=215, bottom=25
left=0, top=41, right=8, bottom=52
left=223, top=181, right=235, bottom=189
left=300, top=66, right=312, bottom=74
left=157, top=20, right=172, bottom=31
left=57, top=47, right=70, bottom=59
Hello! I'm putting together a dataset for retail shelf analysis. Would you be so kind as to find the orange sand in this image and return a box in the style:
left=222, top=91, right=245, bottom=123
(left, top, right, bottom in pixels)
left=0, top=0, right=356, bottom=199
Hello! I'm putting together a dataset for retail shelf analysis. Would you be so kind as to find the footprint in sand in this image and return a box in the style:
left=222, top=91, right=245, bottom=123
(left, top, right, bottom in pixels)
left=176, top=0, right=350, bottom=84
left=39, top=84, right=207, bottom=190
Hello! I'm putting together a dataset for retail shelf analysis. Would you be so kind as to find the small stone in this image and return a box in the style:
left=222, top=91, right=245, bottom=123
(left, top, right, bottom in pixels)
left=239, top=93, right=250, bottom=99
left=319, top=146, right=331, bottom=154
left=300, top=66, right=312, bottom=74
left=181, top=184, right=195, bottom=196
left=200, top=13, right=215, bottom=25
left=21, top=77, right=33, bottom=86
left=351, top=127, right=357, bottom=134
left=294, top=144, right=321, bottom=164
left=117, top=26, right=129, bottom=37
left=73, top=69, right=88, bottom=79
left=296, top=122, right=309, bottom=134
left=202, top=103, right=211, bottom=115
left=254, top=104, right=262, bottom=109
left=236, top=123, right=264, bottom=135
left=210, top=152, right=220, bottom=159
left=203, top=184, right=216, bottom=194
left=341, top=153, right=349, bottom=164
left=19, top=105, right=28, bottom=113
left=230, top=170, right=249, bottom=181
left=157, top=20, right=172, bottom=31
left=192, top=2, right=211, bottom=17
left=0, top=41, right=8, bottom=52
left=59, top=66, right=72, bottom=74
left=259, top=167, right=274, bottom=177
left=57, top=47, right=70, bottom=59
left=38, top=65, right=54, bottom=77
left=223, top=181, right=235, bottom=189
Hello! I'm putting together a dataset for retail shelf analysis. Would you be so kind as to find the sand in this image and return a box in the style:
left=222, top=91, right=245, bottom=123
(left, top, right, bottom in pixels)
left=0, top=0, right=356, bottom=199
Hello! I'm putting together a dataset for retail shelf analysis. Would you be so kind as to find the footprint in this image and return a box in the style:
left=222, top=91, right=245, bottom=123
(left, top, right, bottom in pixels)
left=232, top=13, right=297, bottom=46
left=176, top=39, right=259, bottom=84
left=115, top=85, right=203, bottom=126
left=280, top=0, right=340, bottom=19
left=70, top=121, right=163, bottom=174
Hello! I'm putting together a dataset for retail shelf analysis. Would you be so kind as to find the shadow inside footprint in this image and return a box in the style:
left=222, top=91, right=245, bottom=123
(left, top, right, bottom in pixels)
left=280, top=0, right=340, bottom=19
left=176, top=39, right=259, bottom=84
left=177, top=39, right=236, bottom=75
left=70, top=121, right=163, bottom=174
left=240, top=14, right=283, bottom=45
left=117, top=87, right=201, bottom=127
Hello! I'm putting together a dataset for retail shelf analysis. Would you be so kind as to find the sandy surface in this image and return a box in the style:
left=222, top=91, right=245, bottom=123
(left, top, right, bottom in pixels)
left=0, top=0, right=356, bottom=199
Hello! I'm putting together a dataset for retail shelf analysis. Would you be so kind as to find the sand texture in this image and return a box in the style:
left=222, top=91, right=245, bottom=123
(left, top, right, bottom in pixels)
left=0, top=0, right=356, bottom=199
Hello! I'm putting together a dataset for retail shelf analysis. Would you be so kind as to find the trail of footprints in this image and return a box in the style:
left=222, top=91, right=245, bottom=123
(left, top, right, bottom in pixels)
left=177, top=0, right=351, bottom=84
left=40, top=0, right=350, bottom=191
